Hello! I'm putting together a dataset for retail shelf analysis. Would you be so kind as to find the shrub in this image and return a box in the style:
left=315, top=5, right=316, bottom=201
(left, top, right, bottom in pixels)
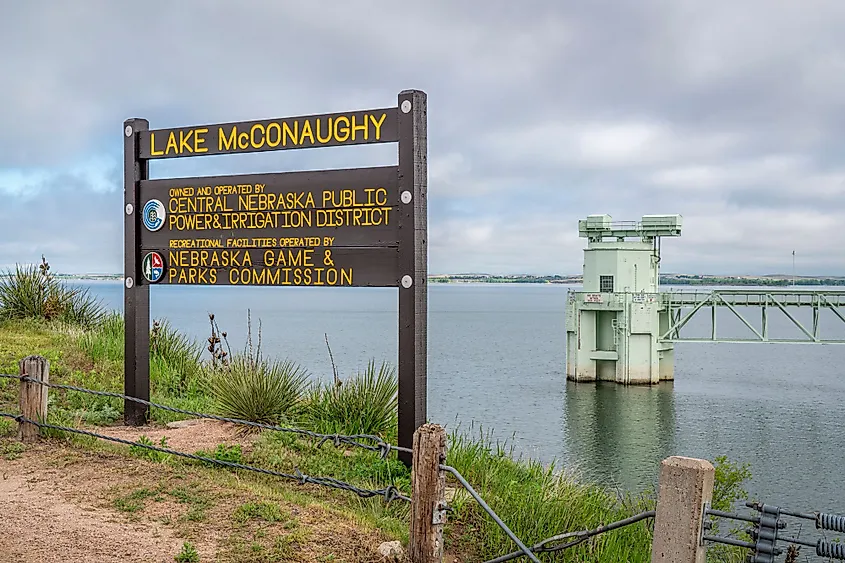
left=205, top=354, right=310, bottom=426
left=302, top=359, right=397, bottom=438
left=0, top=259, right=104, bottom=328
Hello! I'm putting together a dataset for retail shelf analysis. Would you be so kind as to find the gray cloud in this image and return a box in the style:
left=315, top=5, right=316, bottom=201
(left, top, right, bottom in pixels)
left=1, top=0, right=844, bottom=276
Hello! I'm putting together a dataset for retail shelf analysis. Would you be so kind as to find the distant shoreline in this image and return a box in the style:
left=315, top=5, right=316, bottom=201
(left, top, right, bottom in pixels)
left=40, top=273, right=845, bottom=287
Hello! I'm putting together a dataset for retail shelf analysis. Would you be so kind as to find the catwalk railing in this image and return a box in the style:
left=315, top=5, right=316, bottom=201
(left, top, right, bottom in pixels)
left=3, top=355, right=840, bottom=561
left=661, top=289, right=845, bottom=344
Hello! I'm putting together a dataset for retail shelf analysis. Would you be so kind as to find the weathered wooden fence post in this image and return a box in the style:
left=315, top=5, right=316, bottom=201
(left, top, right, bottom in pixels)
left=651, top=456, right=714, bottom=563
left=409, top=423, right=447, bottom=563
left=18, top=355, right=49, bottom=443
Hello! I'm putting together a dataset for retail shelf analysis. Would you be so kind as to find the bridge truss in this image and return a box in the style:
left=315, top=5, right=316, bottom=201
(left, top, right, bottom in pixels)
left=660, top=289, right=845, bottom=344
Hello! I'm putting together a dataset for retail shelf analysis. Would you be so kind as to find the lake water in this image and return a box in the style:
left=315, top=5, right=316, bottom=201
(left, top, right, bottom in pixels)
left=73, top=280, right=845, bottom=514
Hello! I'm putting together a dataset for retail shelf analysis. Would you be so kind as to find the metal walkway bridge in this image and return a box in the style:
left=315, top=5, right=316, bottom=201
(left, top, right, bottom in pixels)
left=660, top=289, right=845, bottom=344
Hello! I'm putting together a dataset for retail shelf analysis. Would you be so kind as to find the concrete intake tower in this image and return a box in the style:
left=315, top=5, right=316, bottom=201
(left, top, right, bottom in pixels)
left=565, top=214, right=682, bottom=385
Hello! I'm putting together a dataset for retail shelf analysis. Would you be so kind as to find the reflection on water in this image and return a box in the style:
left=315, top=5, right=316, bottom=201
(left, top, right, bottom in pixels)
left=564, top=381, right=676, bottom=494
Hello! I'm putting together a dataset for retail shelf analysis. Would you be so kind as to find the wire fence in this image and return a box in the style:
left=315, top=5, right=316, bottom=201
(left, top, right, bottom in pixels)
left=0, top=372, right=409, bottom=458
left=480, top=509, right=656, bottom=563
left=0, top=368, right=661, bottom=562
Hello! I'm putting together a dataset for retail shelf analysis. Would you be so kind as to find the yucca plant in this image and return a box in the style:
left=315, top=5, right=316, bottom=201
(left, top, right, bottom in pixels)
left=205, top=354, right=310, bottom=426
left=0, top=258, right=104, bottom=328
left=303, top=359, right=398, bottom=438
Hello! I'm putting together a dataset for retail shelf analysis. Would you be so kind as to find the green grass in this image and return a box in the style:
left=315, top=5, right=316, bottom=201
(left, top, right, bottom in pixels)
left=75, top=312, right=215, bottom=423
left=444, top=426, right=655, bottom=561
left=232, top=501, right=289, bottom=524
left=113, top=487, right=160, bottom=513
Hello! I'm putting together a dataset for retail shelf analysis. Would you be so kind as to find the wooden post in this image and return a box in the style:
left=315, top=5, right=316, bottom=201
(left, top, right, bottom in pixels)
left=409, top=423, right=446, bottom=563
left=651, top=456, right=714, bottom=563
left=123, top=118, right=151, bottom=426
left=397, top=89, right=428, bottom=467
left=18, top=355, right=49, bottom=443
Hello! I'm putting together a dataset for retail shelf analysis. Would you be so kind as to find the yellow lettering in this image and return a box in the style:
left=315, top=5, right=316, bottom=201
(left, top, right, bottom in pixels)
left=220, top=126, right=237, bottom=151
left=179, top=129, right=194, bottom=154
left=168, top=239, right=222, bottom=249
left=350, top=115, right=367, bottom=140
left=194, top=128, right=208, bottom=153
left=283, top=121, right=298, bottom=146
left=333, top=116, right=350, bottom=142
left=238, top=132, right=249, bottom=150
left=316, top=118, right=333, bottom=143
left=370, top=113, right=386, bottom=140
left=266, top=123, right=281, bottom=147
left=150, top=132, right=164, bottom=156
left=166, top=132, right=178, bottom=154
left=299, top=120, right=315, bottom=145
left=250, top=124, right=265, bottom=149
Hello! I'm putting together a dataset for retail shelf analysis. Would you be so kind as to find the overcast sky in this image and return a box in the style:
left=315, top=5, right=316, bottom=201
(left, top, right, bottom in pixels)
left=2, top=1, right=844, bottom=276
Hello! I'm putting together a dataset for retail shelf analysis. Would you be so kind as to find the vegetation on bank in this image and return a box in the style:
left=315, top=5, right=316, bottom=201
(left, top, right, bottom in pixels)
left=0, top=260, right=753, bottom=562
left=431, top=273, right=845, bottom=286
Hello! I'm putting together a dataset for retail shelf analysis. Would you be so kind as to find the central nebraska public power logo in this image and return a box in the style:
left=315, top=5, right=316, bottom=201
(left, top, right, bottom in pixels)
left=142, top=199, right=166, bottom=231
left=142, top=251, right=165, bottom=283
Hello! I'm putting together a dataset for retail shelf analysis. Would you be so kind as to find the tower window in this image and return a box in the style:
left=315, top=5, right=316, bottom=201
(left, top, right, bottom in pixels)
left=599, top=275, right=614, bottom=293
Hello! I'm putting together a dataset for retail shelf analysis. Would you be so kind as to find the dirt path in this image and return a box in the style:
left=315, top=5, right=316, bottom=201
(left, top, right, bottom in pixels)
left=0, top=444, right=214, bottom=562
left=0, top=421, right=400, bottom=563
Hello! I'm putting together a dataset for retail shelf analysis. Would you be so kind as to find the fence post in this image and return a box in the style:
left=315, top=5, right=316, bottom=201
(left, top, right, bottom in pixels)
left=18, top=355, right=49, bottom=443
left=409, top=423, right=446, bottom=563
left=651, top=456, right=714, bottom=563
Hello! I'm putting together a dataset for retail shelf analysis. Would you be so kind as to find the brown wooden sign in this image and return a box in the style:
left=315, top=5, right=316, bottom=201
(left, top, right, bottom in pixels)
left=139, top=108, right=399, bottom=159
left=138, top=166, right=400, bottom=252
left=140, top=247, right=399, bottom=287
left=124, top=91, right=428, bottom=466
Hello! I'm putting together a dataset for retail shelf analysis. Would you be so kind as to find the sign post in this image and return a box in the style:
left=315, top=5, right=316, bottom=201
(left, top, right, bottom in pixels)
left=123, top=90, right=427, bottom=465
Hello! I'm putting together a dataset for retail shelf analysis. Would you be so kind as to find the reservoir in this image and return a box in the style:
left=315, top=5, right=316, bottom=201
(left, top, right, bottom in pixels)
left=73, top=280, right=845, bottom=513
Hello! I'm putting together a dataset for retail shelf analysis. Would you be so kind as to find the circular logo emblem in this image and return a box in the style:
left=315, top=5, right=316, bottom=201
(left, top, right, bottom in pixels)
left=142, top=199, right=166, bottom=231
left=142, top=252, right=165, bottom=283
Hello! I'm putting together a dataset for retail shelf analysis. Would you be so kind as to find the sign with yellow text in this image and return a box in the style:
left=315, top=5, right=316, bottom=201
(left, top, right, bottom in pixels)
left=139, top=166, right=399, bottom=251
left=139, top=108, right=398, bottom=159
left=124, top=90, right=427, bottom=465
left=140, top=247, right=398, bottom=287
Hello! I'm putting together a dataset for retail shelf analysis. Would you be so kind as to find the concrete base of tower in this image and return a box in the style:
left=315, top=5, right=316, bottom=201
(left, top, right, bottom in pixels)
left=566, top=363, right=597, bottom=382
left=621, top=365, right=661, bottom=385
left=658, top=346, right=675, bottom=381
